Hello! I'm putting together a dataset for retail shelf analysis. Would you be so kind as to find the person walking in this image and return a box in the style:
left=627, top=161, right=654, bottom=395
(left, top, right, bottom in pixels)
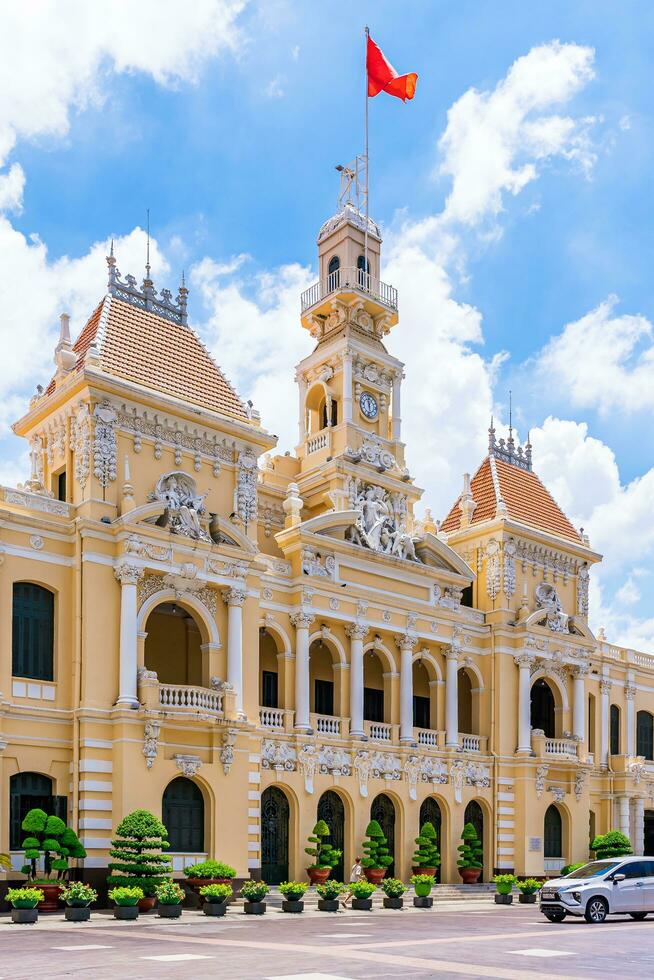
left=341, top=856, right=364, bottom=907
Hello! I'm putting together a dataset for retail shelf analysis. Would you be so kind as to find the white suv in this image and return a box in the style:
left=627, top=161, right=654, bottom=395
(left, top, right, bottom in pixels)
left=540, top=856, right=654, bottom=923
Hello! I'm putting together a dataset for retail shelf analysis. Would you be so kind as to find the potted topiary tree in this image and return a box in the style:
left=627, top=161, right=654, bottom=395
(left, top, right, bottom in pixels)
left=516, top=878, right=543, bottom=904
left=316, top=879, right=345, bottom=912
left=279, top=880, right=309, bottom=913
left=184, top=860, right=237, bottom=902
left=61, top=882, right=98, bottom=921
left=155, top=880, right=185, bottom=918
left=109, top=886, right=143, bottom=920
left=200, top=883, right=233, bottom=916
left=457, top=823, right=483, bottom=884
left=107, top=809, right=172, bottom=912
left=492, top=874, right=516, bottom=905
left=350, top=880, right=376, bottom=910
left=410, top=873, right=435, bottom=908
left=361, top=820, right=393, bottom=884
left=591, top=830, right=633, bottom=859
left=411, top=821, right=440, bottom=877
left=20, top=808, right=86, bottom=911
left=305, top=820, right=341, bottom=885
left=7, top=887, right=44, bottom=924
left=380, top=877, right=406, bottom=910
left=241, top=880, right=269, bottom=914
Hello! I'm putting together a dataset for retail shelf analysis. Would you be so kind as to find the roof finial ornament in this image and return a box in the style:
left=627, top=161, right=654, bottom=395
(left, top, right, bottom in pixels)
left=107, top=237, right=118, bottom=293
left=142, top=209, right=156, bottom=303
left=177, top=269, right=189, bottom=326
left=488, top=415, right=496, bottom=454
left=507, top=390, right=515, bottom=454
left=145, top=208, right=151, bottom=280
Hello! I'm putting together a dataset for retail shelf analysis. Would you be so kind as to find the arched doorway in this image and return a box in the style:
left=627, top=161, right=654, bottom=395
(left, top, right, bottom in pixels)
left=371, top=793, right=395, bottom=878
left=544, top=804, right=563, bottom=869
left=9, top=772, right=59, bottom=850
left=145, top=602, right=203, bottom=686
left=419, top=797, right=442, bottom=882
left=261, top=786, right=289, bottom=885
left=413, top=660, right=431, bottom=729
left=464, top=800, right=484, bottom=882
left=364, top=651, right=385, bottom=723
left=162, top=777, right=205, bottom=853
left=637, top=711, right=654, bottom=760
left=310, top=638, right=335, bottom=717
left=531, top=678, right=555, bottom=737
left=259, top=627, right=280, bottom=709
left=457, top=668, right=475, bottom=734
left=317, top=791, right=345, bottom=882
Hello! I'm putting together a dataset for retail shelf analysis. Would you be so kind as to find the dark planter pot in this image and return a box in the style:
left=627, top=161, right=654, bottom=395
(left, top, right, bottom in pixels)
left=203, top=902, right=227, bottom=917
left=413, top=896, right=433, bottom=908
left=11, top=908, right=38, bottom=924
left=317, top=899, right=340, bottom=912
left=35, top=883, right=64, bottom=913
left=158, top=904, right=182, bottom=918
left=65, top=906, right=91, bottom=921
left=412, top=867, right=437, bottom=878
left=351, top=898, right=373, bottom=911
left=138, top=896, right=156, bottom=913
left=383, top=897, right=403, bottom=909
left=458, top=868, right=481, bottom=884
left=244, top=901, right=266, bottom=915
left=494, top=893, right=513, bottom=905
left=307, top=867, right=331, bottom=885
left=282, top=900, right=304, bottom=913
left=363, top=868, right=386, bottom=885
left=519, top=893, right=537, bottom=904
left=113, top=905, right=139, bottom=920
left=188, top=878, right=234, bottom=902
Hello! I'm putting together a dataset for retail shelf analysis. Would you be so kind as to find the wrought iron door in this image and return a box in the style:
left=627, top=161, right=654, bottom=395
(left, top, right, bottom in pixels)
left=9, top=772, right=54, bottom=850
left=371, top=793, right=395, bottom=878
left=317, top=791, right=344, bottom=882
left=419, top=796, right=442, bottom=882
left=162, top=777, right=204, bottom=853
left=464, top=799, right=484, bottom=881
left=261, top=786, right=289, bottom=885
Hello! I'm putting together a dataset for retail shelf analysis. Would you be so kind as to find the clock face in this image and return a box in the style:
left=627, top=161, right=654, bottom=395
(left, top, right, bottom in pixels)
left=359, top=391, right=378, bottom=420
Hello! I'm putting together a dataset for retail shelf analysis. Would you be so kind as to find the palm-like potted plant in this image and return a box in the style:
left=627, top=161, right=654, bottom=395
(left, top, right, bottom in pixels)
left=516, top=878, right=543, bottom=904
left=380, top=877, right=406, bottom=910
left=156, top=880, right=185, bottom=918
left=109, top=886, right=144, bottom=920
left=7, top=887, right=44, bottom=924
left=61, top=882, right=98, bottom=921
left=184, top=860, right=237, bottom=901
left=279, top=880, right=309, bottom=913
left=19, top=808, right=86, bottom=911
left=305, top=820, right=341, bottom=885
left=241, top=880, right=269, bottom=915
left=361, top=820, right=393, bottom=884
left=411, top=821, right=440, bottom=877
left=200, top=882, right=233, bottom=916
left=316, top=879, right=345, bottom=912
left=410, top=873, right=435, bottom=908
left=107, top=809, right=171, bottom=911
left=350, top=879, right=376, bottom=911
left=457, top=823, right=483, bottom=884
left=492, top=873, right=516, bottom=905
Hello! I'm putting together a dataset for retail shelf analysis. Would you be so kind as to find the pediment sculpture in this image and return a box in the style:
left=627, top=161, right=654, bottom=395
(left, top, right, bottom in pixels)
left=535, top=583, right=570, bottom=633
left=149, top=471, right=211, bottom=542
left=345, top=481, right=421, bottom=563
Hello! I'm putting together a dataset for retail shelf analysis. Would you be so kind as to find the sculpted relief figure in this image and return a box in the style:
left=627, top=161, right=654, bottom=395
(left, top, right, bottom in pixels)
left=535, top=583, right=570, bottom=634
left=150, top=471, right=211, bottom=542
left=346, top=482, right=420, bottom=563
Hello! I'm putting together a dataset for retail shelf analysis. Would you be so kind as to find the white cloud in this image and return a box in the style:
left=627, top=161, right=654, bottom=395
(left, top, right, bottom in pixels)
left=265, top=76, right=285, bottom=100
left=535, top=295, right=654, bottom=414
left=615, top=578, right=641, bottom=605
left=0, top=163, right=25, bottom=212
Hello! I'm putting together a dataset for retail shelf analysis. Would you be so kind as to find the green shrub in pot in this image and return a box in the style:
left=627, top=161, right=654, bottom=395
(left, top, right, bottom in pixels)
left=279, top=881, right=309, bottom=901
left=316, top=880, right=345, bottom=900
left=107, top=810, right=171, bottom=897
left=380, top=878, right=406, bottom=899
left=241, top=880, right=269, bottom=903
left=60, top=882, right=98, bottom=907
left=200, top=883, right=233, bottom=903
left=184, top=860, right=236, bottom=880
left=412, top=821, right=440, bottom=871
left=349, top=880, right=376, bottom=900
left=155, top=881, right=185, bottom=905
left=410, top=873, right=435, bottom=898
left=492, top=874, right=516, bottom=896
left=109, top=886, right=144, bottom=907
left=7, top=887, right=44, bottom=909
left=591, top=830, right=633, bottom=860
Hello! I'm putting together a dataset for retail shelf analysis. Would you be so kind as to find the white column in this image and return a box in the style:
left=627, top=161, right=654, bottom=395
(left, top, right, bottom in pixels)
left=572, top=665, right=588, bottom=742
left=223, top=588, right=246, bottom=716
left=397, top=634, right=418, bottom=743
left=296, top=374, right=307, bottom=442
left=342, top=350, right=353, bottom=423
left=600, top=678, right=612, bottom=768
left=634, top=797, right=645, bottom=855
left=619, top=796, right=631, bottom=840
left=515, top=654, right=532, bottom=753
left=114, top=562, right=143, bottom=707
left=346, top=623, right=368, bottom=738
left=291, top=612, right=314, bottom=732
left=626, top=681, right=636, bottom=756
left=391, top=370, right=402, bottom=440
left=445, top=647, right=459, bottom=748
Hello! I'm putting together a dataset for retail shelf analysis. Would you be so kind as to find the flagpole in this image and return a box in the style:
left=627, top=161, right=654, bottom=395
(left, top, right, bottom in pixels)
left=364, top=24, right=369, bottom=286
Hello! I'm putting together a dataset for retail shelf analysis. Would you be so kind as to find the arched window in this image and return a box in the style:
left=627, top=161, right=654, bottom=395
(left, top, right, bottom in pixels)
left=544, top=804, right=562, bottom=858
left=637, top=711, right=654, bottom=760
left=320, top=397, right=338, bottom=429
left=9, top=772, right=62, bottom=850
left=371, top=793, right=395, bottom=878
left=328, top=255, right=340, bottom=286
left=259, top=628, right=279, bottom=709
left=261, top=786, right=289, bottom=885
left=587, top=693, right=596, bottom=753
left=420, top=797, right=442, bottom=882
left=144, top=603, right=203, bottom=686
left=457, top=668, right=473, bottom=734
left=12, top=583, right=54, bottom=681
left=530, top=678, right=555, bottom=738
left=464, top=800, right=484, bottom=881
left=610, top=704, right=620, bottom=756
left=162, top=777, right=204, bottom=853
left=357, top=254, right=370, bottom=287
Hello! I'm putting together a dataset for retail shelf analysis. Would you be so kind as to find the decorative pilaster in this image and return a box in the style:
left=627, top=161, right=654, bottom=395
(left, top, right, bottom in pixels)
left=346, top=623, right=368, bottom=738
left=445, top=646, right=459, bottom=748
left=391, top=369, right=402, bottom=440
left=634, top=797, right=645, bottom=855
left=600, top=678, right=612, bottom=768
left=114, top=562, right=143, bottom=707
left=291, top=611, right=315, bottom=732
left=572, top=664, right=589, bottom=744
left=514, top=653, right=533, bottom=754
left=395, top=633, right=418, bottom=744
left=619, top=795, right=630, bottom=840
left=625, top=682, right=636, bottom=757
left=223, top=588, right=246, bottom=716
left=342, top=349, right=353, bottom=424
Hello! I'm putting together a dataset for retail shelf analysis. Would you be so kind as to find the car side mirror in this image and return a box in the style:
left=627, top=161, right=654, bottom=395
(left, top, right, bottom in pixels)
left=613, top=873, right=626, bottom=882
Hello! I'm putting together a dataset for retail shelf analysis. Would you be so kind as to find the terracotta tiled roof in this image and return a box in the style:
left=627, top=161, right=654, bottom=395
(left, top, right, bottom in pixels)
left=441, top=455, right=581, bottom=542
left=47, top=295, right=248, bottom=421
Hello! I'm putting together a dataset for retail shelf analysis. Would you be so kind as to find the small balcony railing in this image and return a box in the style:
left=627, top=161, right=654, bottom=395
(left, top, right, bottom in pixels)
left=259, top=707, right=286, bottom=729
left=307, top=429, right=331, bottom=455
left=312, top=713, right=343, bottom=737
left=415, top=727, right=439, bottom=749
left=159, top=684, right=223, bottom=715
left=459, top=733, right=482, bottom=752
left=300, top=267, right=398, bottom=314
left=545, top=738, right=578, bottom=759
left=365, top=720, right=393, bottom=743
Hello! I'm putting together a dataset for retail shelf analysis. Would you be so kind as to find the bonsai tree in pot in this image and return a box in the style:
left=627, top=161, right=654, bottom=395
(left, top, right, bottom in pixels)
left=7, top=887, right=44, bottom=925
left=361, top=820, right=393, bottom=884
left=155, top=880, right=185, bottom=919
left=60, top=882, right=98, bottom=922
left=279, top=880, right=309, bottom=913
left=591, top=830, right=633, bottom=859
left=380, top=877, right=406, bottom=910
left=107, top=809, right=171, bottom=911
left=109, top=886, right=143, bottom=920
left=305, top=820, right=341, bottom=884
left=457, top=822, right=483, bottom=884
left=516, top=878, right=543, bottom=904
left=200, top=882, right=233, bottom=917
left=241, top=880, right=269, bottom=915
left=411, top=821, right=440, bottom=876
left=20, top=808, right=86, bottom=911
left=316, top=879, right=345, bottom=912
left=184, top=859, right=237, bottom=901
left=410, top=873, right=435, bottom=908
left=350, top=879, right=376, bottom=911
left=492, top=873, right=516, bottom=905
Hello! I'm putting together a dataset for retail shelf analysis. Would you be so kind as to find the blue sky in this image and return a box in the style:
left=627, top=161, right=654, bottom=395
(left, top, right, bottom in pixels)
left=1, top=0, right=653, bottom=649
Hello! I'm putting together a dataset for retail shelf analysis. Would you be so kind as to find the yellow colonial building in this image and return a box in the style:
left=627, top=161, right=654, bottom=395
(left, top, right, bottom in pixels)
left=2, top=195, right=654, bottom=887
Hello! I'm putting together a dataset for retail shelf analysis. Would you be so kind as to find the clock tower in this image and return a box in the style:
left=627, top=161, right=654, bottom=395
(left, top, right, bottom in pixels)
left=293, top=164, right=421, bottom=525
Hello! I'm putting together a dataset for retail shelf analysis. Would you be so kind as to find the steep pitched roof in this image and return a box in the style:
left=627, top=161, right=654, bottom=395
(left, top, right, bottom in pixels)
left=47, top=294, right=248, bottom=422
left=441, top=455, right=581, bottom=543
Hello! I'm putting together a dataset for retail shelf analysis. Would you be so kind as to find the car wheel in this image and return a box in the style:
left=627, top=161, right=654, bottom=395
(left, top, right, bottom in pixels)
left=584, top=897, right=609, bottom=923
left=629, top=912, right=648, bottom=921
left=543, top=910, right=566, bottom=922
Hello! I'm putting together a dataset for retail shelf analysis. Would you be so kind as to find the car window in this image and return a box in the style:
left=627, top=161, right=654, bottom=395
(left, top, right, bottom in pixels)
left=641, top=861, right=654, bottom=878
left=621, top=861, right=645, bottom=879
left=568, top=861, right=622, bottom=879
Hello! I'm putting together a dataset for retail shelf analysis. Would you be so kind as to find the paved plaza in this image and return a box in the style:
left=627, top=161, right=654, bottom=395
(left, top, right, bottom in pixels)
left=2, top=899, right=654, bottom=979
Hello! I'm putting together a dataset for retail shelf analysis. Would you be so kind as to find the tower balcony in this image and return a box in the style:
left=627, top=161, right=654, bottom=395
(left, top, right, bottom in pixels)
left=300, top=267, right=398, bottom=317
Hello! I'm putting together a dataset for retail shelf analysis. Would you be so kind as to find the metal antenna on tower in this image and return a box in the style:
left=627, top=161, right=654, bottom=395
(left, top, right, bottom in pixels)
left=145, top=208, right=151, bottom=281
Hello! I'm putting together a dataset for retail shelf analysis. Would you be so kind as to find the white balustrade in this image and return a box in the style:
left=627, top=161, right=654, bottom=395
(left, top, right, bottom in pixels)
left=159, top=684, right=223, bottom=714
left=367, top=721, right=392, bottom=742
left=415, top=728, right=438, bottom=749
left=314, top=714, right=341, bottom=737
left=300, top=267, right=398, bottom=313
left=259, top=707, right=285, bottom=729
left=545, top=738, right=578, bottom=758
left=459, top=733, right=481, bottom=752
left=307, top=430, right=330, bottom=454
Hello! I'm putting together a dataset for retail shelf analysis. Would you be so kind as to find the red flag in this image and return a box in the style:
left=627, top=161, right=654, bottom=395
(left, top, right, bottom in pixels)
left=367, top=35, right=418, bottom=102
